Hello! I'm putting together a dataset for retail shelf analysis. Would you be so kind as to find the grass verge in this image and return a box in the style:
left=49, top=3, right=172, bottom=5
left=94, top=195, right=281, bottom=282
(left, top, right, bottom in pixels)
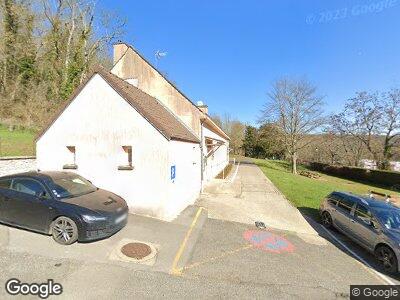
left=0, top=124, right=36, bottom=157
left=254, top=159, right=396, bottom=220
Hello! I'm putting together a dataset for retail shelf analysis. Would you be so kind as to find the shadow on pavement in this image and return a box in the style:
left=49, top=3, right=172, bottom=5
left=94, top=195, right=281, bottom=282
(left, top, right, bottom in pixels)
left=298, top=209, right=400, bottom=283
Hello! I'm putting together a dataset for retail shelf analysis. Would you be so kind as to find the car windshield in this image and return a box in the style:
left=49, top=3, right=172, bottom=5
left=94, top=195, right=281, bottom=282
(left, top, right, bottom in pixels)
left=51, top=175, right=98, bottom=199
left=374, top=207, right=400, bottom=230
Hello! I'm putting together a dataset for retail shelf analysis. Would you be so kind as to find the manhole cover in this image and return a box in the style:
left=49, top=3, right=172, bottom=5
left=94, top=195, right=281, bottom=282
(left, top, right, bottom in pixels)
left=121, top=242, right=151, bottom=259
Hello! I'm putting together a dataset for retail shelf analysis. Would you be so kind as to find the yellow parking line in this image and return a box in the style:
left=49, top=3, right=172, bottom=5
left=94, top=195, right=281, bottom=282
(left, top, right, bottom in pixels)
left=170, top=207, right=204, bottom=275
left=182, top=244, right=254, bottom=271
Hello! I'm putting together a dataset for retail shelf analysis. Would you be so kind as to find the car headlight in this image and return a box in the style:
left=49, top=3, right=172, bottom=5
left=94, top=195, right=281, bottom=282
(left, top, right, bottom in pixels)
left=82, top=215, right=107, bottom=222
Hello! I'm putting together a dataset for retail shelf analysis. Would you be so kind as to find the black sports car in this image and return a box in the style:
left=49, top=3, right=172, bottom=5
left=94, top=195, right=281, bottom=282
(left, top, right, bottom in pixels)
left=0, top=171, right=129, bottom=245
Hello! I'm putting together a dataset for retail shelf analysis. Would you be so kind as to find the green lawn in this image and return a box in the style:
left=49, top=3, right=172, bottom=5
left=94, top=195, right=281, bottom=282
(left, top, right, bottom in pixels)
left=254, top=159, right=397, bottom=220
left=0, top=124, right=36, bottom=157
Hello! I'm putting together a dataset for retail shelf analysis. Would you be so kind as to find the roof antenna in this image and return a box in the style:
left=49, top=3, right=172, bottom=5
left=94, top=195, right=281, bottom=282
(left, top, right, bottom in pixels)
left=155, top=50, right=167, bottom=68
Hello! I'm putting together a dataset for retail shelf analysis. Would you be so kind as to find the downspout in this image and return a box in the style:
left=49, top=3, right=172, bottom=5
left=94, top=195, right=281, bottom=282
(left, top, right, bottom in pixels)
left=200, top=118, right=205, bottom=193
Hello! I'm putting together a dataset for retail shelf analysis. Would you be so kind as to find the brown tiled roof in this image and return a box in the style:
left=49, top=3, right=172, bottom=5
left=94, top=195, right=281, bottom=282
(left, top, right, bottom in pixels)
left=113, top=43, right=230, bottom=141
left=36, top=66, right=200, bottom=144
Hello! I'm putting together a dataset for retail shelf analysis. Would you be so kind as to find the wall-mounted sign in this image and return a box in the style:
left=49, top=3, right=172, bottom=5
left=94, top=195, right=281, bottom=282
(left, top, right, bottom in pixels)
left=171, top=165, right=176, bottom=181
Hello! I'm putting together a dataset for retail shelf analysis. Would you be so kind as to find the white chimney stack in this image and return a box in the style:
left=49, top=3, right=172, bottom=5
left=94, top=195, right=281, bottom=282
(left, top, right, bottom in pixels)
left=197, top=101, right=208, bottom=114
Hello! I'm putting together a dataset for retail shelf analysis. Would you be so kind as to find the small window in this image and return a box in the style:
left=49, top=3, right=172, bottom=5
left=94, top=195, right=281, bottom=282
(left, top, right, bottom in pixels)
left=355, top=204, right=372, bottom=225
left=118, top=146, right=133, bottom=170
left=11, top=178, right=49, bottom=198
left=337, top=197, right=355, bottom=213
left=0, top=179, right=11, bottom=189
left=63, top=146, right=77, bottom=170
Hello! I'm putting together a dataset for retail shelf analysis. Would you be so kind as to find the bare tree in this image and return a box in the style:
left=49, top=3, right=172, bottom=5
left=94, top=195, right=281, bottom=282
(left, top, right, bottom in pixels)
left=332, top=90, right=400, bottom=170
left=210, top=113, right=245, bottom=155
left=381, top=89, right=400, bottom=167
left=327, top=120, right=366, bottom=167
left=260, top=78, right=325, bottom=174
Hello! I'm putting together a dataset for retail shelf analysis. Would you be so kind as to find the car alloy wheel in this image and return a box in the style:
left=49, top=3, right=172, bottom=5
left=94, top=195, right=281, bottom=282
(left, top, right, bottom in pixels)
left=321, top=211, right=333, bottom=228
left=51, top=216, right=78, bottom=245
left=375, top=245, right=398, bottom=274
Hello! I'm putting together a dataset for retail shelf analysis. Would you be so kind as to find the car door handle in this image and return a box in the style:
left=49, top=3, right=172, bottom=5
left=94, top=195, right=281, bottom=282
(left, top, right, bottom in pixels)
left=351, top=219, right=355, bottom=223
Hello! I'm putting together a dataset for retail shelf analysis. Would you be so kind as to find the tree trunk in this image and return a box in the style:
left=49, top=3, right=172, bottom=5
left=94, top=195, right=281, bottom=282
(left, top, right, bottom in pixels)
left=292, top=152, right=297, bottom=175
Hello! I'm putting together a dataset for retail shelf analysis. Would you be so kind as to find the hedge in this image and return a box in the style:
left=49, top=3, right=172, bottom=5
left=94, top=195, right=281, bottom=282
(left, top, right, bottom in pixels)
left=308, top=162, right=400, bottom=189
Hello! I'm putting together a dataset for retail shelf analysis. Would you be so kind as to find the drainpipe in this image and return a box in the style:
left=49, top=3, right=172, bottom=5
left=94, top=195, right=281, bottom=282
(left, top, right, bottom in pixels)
left=200, top=119, right=205, bottom=193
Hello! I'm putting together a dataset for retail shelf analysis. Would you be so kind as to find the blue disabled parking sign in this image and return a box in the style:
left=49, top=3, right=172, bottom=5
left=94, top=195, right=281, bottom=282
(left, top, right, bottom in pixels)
left=171, top=165, right=176, bottom=181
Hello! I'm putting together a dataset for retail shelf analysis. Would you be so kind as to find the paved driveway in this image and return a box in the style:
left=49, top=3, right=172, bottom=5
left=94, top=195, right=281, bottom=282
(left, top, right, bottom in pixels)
left=198, top=162, right=323, bottom=244
left=187, top=161, right=398, bottom=297
left=181, top=218, right=389, bottom=299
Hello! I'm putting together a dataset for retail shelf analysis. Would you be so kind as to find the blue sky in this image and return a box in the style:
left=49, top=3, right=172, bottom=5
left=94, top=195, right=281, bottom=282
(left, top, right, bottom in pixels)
left=100, top=0, right=400, bottom=125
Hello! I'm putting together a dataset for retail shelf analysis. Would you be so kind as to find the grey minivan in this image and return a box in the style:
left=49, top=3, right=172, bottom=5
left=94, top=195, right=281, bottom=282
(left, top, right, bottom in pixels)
left=320, top=191, right=400, bottom=274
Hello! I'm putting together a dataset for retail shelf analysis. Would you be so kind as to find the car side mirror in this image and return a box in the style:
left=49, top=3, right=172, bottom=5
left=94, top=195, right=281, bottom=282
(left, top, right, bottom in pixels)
left=37, top=191, right=48, bottom=200
left=371, top=219, right=379, bottom=230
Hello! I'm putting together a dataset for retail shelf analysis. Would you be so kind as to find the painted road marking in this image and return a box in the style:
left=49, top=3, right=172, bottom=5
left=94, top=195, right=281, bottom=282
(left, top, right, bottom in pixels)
left=243, top=230, right=295, bottom=253
left=229, top=161, right=240, bottom=183
left=171, top=207, right=204, bottom=275
left=182, top=229, right=291, bottom=272
left=182, top=244, right=254, bottom=271
left=320, top=225, right=397, bottom=286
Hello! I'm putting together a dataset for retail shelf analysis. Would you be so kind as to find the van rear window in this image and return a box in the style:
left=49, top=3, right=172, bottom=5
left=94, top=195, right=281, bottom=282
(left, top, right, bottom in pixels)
left=337, top=197, right=355, bottom=213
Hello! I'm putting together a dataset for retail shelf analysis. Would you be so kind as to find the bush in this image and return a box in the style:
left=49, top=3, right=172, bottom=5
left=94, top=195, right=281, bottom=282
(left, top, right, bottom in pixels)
left=308, top=162, right=400, bottom=189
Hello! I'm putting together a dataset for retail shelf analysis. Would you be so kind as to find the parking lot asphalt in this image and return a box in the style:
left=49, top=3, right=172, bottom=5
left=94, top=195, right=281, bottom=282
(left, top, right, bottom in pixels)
left=180, top=218, right=393, bottom=299
left=0, top=205, right=207, bottom=274
left=0, top=208, right=398, bottom=299
left=0, top=246, right=311, bottom=300
left=1, top=161, right=399, bottom=298
left=318, top=223, right=400, bottom=285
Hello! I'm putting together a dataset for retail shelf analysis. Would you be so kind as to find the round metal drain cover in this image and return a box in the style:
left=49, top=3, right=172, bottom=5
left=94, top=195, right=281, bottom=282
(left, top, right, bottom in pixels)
left=121, top=242, right=152, bottom=260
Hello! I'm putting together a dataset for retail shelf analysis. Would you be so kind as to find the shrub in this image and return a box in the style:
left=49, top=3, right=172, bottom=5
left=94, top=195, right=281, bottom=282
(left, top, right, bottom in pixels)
left=308, top=162, right=400, bottom=189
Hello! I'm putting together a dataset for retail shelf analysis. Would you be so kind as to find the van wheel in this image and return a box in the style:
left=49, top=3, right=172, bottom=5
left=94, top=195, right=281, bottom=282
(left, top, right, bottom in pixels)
left=51, top=217, right=78, bottom=245
left=375, top=245, right=398, bottom=274
left=321, top=211, right=333, bottom=228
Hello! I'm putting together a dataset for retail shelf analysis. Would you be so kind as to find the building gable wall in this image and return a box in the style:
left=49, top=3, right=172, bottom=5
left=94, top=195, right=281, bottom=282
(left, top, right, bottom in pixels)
left=111, top=47, right=202, bottom=137
left=36, top=74, right=173, bottom=218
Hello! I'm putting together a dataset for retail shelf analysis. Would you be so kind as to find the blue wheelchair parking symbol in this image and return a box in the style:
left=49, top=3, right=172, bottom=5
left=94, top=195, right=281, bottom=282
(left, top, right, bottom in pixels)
left=171, top=165, right=176, bottom=181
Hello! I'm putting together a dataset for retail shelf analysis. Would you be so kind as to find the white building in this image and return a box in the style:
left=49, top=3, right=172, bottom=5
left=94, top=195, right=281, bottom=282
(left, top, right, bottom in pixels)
left=36, top=43, right=229, bottom=221
left=360, top=159, right=400, bottom=172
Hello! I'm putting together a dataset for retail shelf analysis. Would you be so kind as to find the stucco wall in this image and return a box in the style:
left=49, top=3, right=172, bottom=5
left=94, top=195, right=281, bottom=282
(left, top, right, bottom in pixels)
left=0, top=158, right=37, bottom=177
left=111, top=47, right=202, bottom=137
left=202, top=126, right=229, bottom=181
left=165, top=141, right=201, bottom=220
left=36, top=74, right=187, bottom=220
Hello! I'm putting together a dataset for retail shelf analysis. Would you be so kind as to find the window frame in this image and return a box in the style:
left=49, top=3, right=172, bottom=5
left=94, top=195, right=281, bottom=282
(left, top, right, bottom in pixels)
left=337, top=196, right=356, bottom=214
left=10, top=177, right=52, bottom=199
left=327, top=195, right=340, bottom=206
left=354, top=203, right=372, bottom=225
left=118, top=146, right=134, bottom=171
left=63, top=146, right=78, bottom=170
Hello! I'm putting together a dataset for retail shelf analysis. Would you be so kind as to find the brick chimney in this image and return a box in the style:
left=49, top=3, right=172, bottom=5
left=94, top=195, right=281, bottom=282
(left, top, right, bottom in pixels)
left=113, top=42, right=129, bottom=65
left=196, top=101, right=208, bottom=114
